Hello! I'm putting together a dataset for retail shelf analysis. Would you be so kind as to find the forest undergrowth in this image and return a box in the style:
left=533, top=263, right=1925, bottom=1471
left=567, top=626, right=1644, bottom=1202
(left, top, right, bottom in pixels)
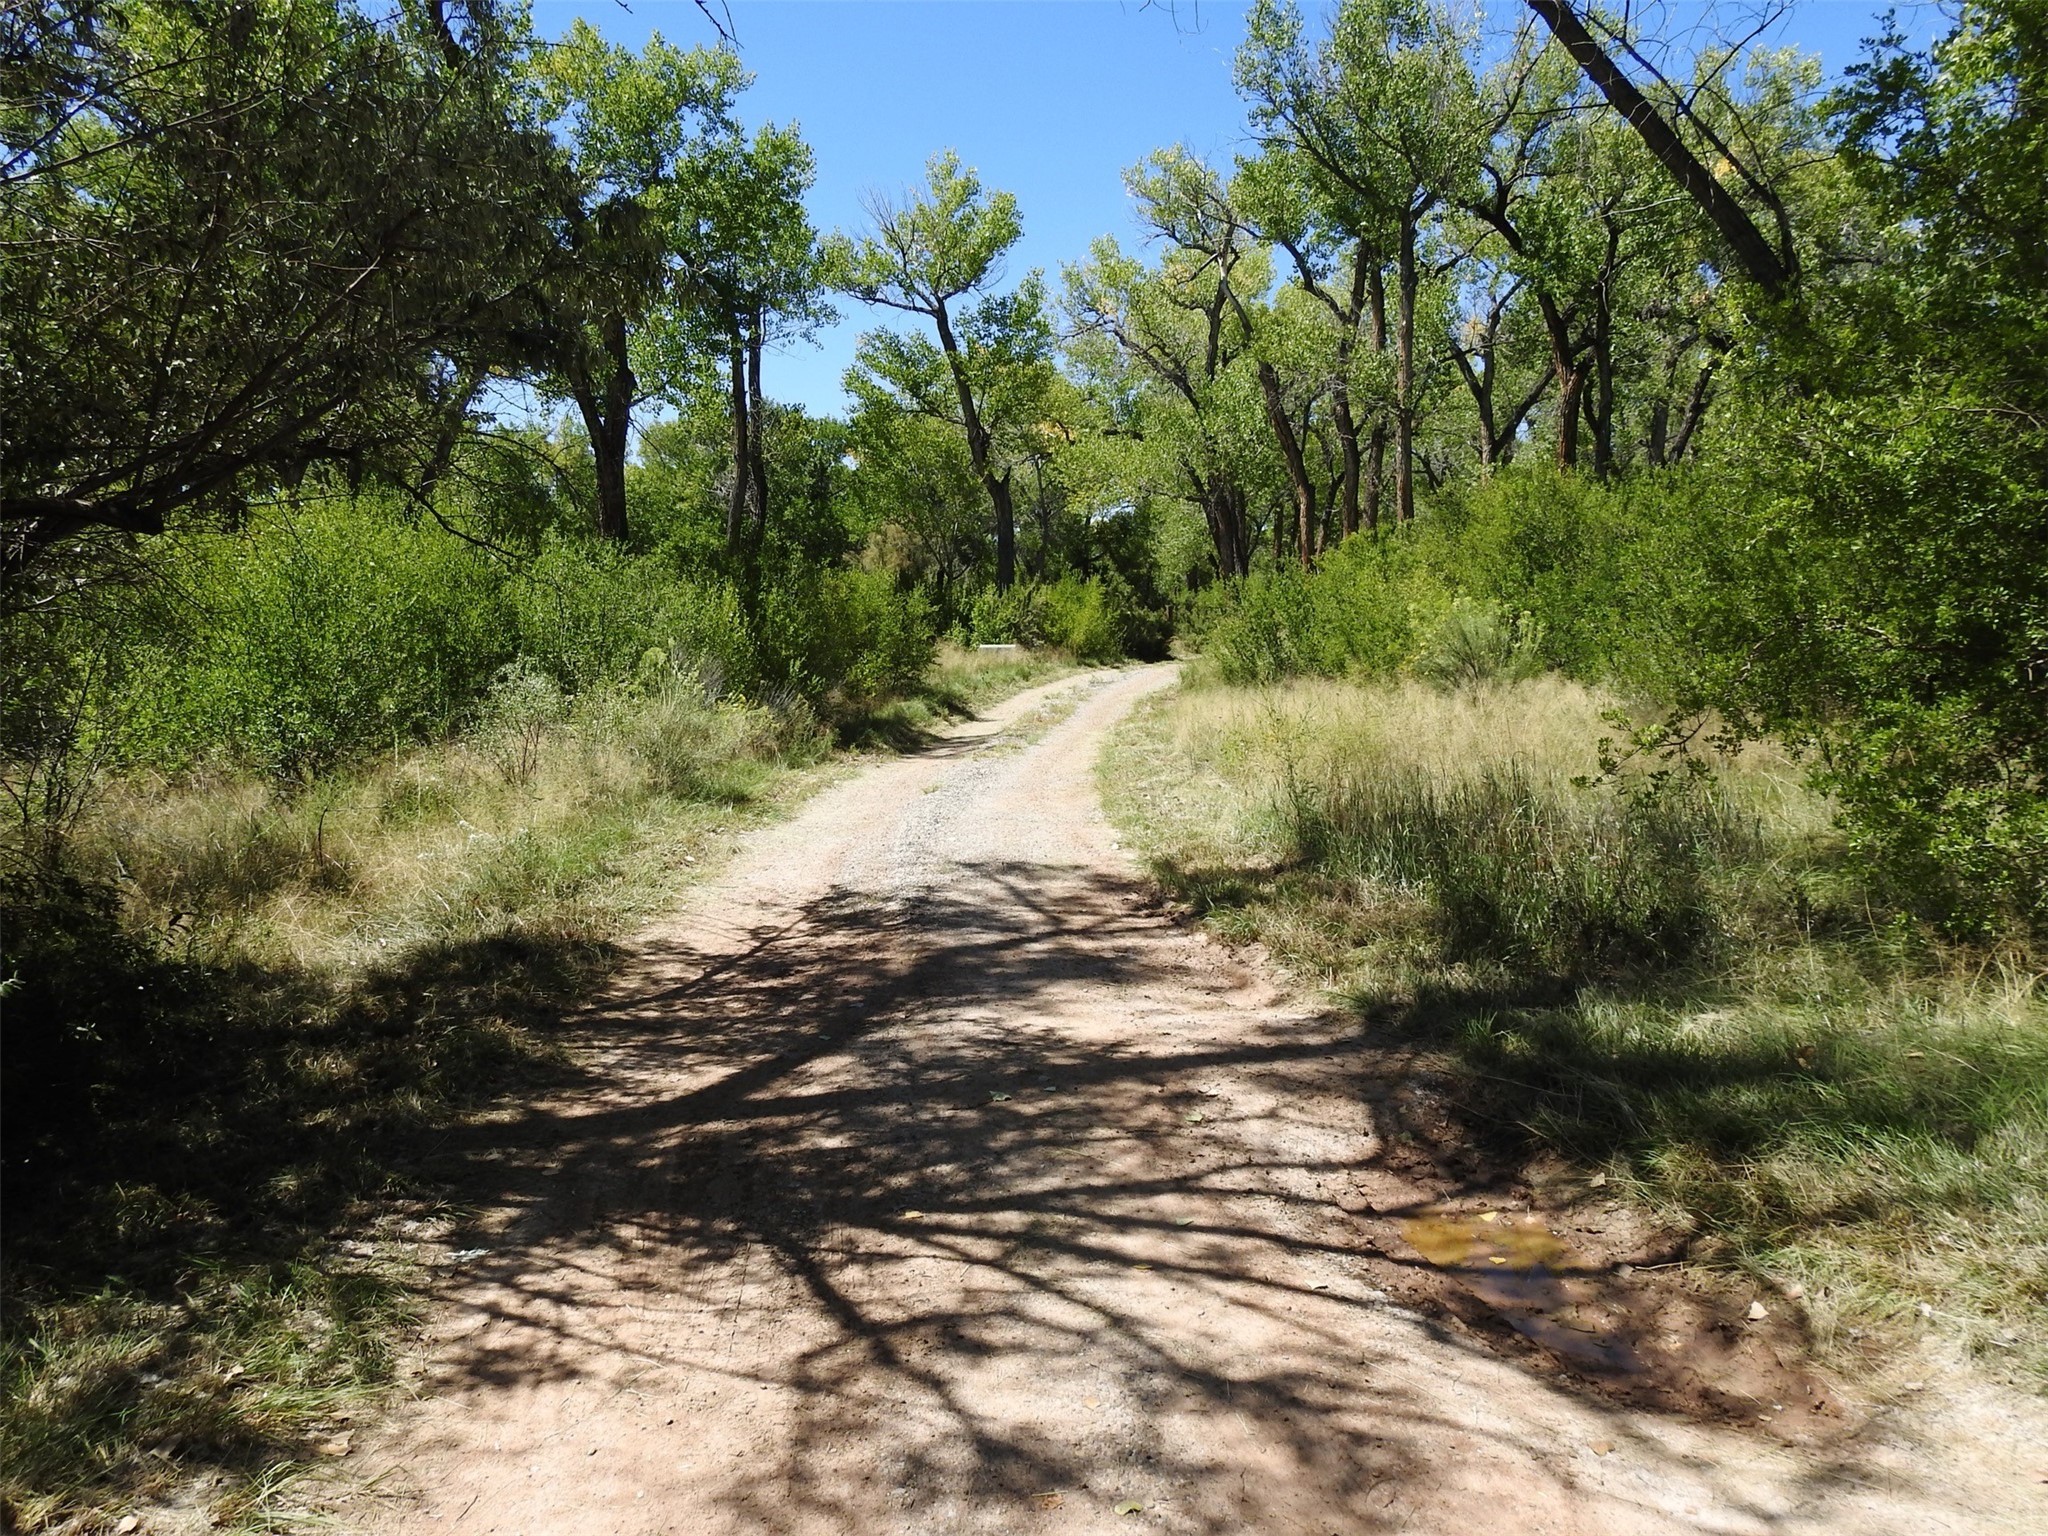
left=0, top=644, right=1073, bottom=1535
left=1102, top=674, right=2048, bottom=1394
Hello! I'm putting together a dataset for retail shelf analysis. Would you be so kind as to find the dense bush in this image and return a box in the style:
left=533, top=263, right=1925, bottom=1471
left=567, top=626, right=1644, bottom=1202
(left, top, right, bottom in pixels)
left=119, top=500, right=515, bottom=776
left=965, top=573, right=1168, bottom=662
left=0, top=496, right=950, bottom=814
left=1192, top=533, right=1441, bottom=684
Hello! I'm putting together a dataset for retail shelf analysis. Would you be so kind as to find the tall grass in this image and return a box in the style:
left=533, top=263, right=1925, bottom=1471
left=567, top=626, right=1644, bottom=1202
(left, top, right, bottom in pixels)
left=1102, top=674, right=2048, bottom=1388
left=1288, top=762, right=1755, bottom=975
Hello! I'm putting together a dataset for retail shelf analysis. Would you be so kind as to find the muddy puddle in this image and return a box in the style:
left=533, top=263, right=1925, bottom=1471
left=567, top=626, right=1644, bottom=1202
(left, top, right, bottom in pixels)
left=1400, top=1209, right=1643, bottom=1374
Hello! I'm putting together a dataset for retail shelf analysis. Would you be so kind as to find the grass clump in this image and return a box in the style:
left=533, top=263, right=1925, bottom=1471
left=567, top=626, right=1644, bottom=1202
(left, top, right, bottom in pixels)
left=1102, top=674, right=2048, bottom=1388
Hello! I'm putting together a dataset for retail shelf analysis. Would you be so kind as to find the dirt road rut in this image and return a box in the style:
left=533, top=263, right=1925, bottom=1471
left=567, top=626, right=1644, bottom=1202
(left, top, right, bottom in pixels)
left=356, top=665, right=2044, bottom=1535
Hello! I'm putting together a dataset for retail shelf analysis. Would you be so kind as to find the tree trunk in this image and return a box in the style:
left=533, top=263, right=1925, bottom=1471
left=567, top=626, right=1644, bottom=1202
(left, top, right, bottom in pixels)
left=991, top=472, right=1017, bottom=591
left=1667, top=361, right=1717, bottom=461
left=746, top=310, right=769, bottom=547
left=1332, top=239, right=1373, bottom=537
left=570, top=313, right=635, bottom=543
left=1590, top=290, right=1615, bottom=478
left=1538, top=295, right=1583, bottom=471
left=1256, top=361, right=1317, bottom=571
left=932, top=302, right=1016, bottom=592
left=1394, top=216, right=1418, bottom=523
left=1451, top=345, right=1499, bottom=468
left=1333, top=392, right=1363, bottom=538
left=1362, top=421, right=1386, bottom=533
left=1524, top=0, right=1795, bottom=296
left=724, top=323, right=751, bottom=557
left=1200, top=481, right=1251, bottom=579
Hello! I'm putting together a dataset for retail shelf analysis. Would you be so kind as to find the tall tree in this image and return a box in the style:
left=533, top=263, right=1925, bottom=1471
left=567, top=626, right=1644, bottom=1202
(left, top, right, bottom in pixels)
left=1238, top=0, right=1479, bottom=524
left=658, top=122, right=832, bottom=570
left=1063, top=153, right=1275, bottom=580
left=1523, top=0, right=1798, bottom=297
left=1, top=0, right=563, bottom=582
left=1235, top=148, right=1394, bottom=534
left=828, top=153, right=1046, bottom=590
left=525, top=21, right=745, bottom=543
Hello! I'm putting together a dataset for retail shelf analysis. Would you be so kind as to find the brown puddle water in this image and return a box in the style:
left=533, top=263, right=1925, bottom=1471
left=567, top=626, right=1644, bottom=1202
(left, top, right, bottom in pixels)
left=1400, top=1211, right=1643, bottom=1374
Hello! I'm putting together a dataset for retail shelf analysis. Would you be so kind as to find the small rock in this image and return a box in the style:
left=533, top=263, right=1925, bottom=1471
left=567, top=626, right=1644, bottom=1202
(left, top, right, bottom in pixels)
left=317, top=1431, right=353, bottom=1458
left=1784, top=1282, right=1806, bottom=1301
left=1588, top=1173, right=1608, bottom=1189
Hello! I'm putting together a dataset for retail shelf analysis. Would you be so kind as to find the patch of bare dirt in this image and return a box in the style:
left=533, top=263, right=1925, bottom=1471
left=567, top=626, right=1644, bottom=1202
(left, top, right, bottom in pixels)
left=340, top=665, right=2048, bottom=1535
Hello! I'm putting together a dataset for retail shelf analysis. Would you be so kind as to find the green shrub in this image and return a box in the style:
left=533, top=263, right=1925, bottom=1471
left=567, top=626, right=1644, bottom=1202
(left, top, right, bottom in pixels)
left=758, top=568, right=936, bottom=700
left=1412, top=598, right=1545, bottom=688
left=123, top=499, right=514, bottom=776
left=1198, top=535, right=1438, bottom=685
left=963, top=575, right=1161, bottom=662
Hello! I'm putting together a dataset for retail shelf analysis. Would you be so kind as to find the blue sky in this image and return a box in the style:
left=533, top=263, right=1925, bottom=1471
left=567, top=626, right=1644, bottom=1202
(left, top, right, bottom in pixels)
left=527, top=1, right=1950, bottom=418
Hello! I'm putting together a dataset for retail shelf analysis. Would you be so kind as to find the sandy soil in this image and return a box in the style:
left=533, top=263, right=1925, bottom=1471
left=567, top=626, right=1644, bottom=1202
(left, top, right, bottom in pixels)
left=348, top=664, right=2048, bottom=1535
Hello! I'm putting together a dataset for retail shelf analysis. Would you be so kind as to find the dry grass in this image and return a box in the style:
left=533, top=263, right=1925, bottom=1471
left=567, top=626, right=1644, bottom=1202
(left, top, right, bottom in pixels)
left=1102, top=674, right=2048, bottom=1390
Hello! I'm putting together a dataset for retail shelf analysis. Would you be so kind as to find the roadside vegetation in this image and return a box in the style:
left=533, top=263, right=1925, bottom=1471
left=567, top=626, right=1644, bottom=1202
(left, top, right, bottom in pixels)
left=1, top=616, right=1076, bottom=1532
left=1107, top=673, right=2047, bottom=1389
left=6, top=0, right=2044, bottom=1527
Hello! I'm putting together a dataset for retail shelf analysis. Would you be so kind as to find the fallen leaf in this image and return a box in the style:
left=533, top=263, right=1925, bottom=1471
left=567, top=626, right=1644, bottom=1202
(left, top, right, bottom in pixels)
left=901, top=1210, right=924, bottom=1220
left=1115, top=1501, right=1145, bottom=1515
left=1905, top=1050, right=1925, bottom=1059
left=1134, top=1262, right=1153, bottom=1270
left=1589, top=1173, right=1608, bottom=1188
left=1488, top=1256, right=1508, bottom=1266
left=1028, top=1492, right=1064, bottom=1512
left=317, top=1432, right=353, bottom=1458
left=1590, top=1441, right=1616, bottom=1456
left=1174, top=1217, right=1194, bottom=1227
left=116, top=1519, right=139, bottom=1535
left=1184, top=1110, right=1206, bottom=1124
left=1747, top=1300, right=1769, bottom=1321
left=1477, top=1212, right=1499, bottom=1224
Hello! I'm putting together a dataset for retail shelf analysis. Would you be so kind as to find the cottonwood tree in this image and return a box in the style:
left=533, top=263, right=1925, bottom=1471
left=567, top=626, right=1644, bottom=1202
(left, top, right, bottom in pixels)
left=1234, top=148, right=1398, bottom=534
left=827, top=153, right=1049, bottom=590
left=1522, top=0, right=1799, bottom=299
left=1, top=0, right=564, bottom=585
left=657, top=121, right=832, bottom=571
left=1062, top=152, right=1277, bottom=580
left=521, top=21, right=745, bottom=543
left=1237, top=0, right=1479, bottom=524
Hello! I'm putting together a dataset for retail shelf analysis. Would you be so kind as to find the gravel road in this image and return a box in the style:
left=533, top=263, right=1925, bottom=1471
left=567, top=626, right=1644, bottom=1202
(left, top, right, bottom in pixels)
left=353, top=664, right=2046, bottom=1535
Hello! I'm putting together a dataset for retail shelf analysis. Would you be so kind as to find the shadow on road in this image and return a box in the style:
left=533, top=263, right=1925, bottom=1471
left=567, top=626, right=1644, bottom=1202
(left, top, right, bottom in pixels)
left=399, top=857, right=1857, bottom=1532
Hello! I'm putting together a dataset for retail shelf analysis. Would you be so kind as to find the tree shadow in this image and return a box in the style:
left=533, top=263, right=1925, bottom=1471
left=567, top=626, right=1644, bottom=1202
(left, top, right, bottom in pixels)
left=385, top=855, right=1878, bottom=1532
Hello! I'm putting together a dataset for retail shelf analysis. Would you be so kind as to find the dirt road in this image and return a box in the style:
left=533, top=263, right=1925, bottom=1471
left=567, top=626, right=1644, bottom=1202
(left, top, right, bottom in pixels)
left=355, top=665, right=2045, bottom=1535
